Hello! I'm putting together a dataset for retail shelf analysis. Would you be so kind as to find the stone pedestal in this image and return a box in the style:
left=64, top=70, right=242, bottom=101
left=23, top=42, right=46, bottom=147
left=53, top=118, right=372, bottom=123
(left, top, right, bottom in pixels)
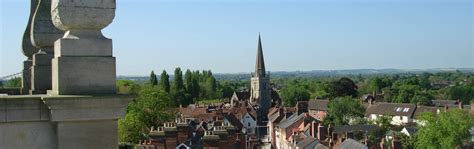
left=51, top=38, right=116, bottom=95
left=30, top=51, right=54, bottom=94
left=0, top=95, right=131, bottom=149
left=43, top=95, right=131, bottom=149
left=21, top=60, right=33, bottom=93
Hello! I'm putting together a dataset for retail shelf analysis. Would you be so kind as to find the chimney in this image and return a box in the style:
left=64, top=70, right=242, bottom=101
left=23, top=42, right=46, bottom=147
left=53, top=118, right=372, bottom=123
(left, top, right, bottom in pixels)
left=317, top=123, right=327, bottom=141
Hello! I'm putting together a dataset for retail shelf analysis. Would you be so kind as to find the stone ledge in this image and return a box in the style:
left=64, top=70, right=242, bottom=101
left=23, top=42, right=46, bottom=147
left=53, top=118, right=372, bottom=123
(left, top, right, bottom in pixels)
left=0, top=95, right=50, bottom=122
left=42, top=95, right=132, bottom=121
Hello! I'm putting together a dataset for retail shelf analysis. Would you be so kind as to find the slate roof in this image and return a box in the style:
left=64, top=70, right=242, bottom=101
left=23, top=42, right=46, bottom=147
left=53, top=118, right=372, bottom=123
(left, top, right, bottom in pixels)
left=314, top=144, right=329, bottom=149
left=233, top=91, right=250, bottom=101
left=277, top=113, right=305, bottom=129
left=308, top=100, right=329, bottom=111
left=432, top=100, right=458, bottom=107
left=366, top=102, right=416, bottom=117
left=296, top=136, right=319, bottom=149
left=333, top=125, right=379, bottom=134
left=413, top=106, right=439, bottom=119
left=339, top=138, right=367, bottom=149
left=268, top=109, right=285, bottom=124
left=223, top=112, right=243, bottom=130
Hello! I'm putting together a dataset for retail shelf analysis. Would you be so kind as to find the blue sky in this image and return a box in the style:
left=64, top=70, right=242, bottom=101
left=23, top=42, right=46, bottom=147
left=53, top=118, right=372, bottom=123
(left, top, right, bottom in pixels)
left=1, top=0, right=472, bottom=76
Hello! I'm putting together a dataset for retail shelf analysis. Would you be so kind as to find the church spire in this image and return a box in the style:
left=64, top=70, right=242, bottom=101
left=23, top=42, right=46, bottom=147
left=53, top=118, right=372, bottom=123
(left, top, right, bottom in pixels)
left=255, top=33, right=266, bottom=77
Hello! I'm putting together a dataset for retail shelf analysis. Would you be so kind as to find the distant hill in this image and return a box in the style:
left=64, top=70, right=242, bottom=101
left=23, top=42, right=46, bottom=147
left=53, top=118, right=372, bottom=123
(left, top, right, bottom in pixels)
left=117, top=68, right=474, bottom=81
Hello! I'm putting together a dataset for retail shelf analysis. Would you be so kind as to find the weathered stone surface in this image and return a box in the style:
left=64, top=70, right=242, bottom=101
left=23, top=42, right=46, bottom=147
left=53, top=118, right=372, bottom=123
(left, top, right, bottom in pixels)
left=57, top=120, right=118, bottom=149
left=42, top=95, right=131, bottom=121
left=51, top=0, right=116, bottom=31
left=54, top=38, right=112, bottom=57
left=21, top=0, right=39, bottom=59
left=21, top=60, right=33, bottom=91
left=31, top=52, right=54, bottom=93
left=31, top=0, right=64, bottom=49
left=51, top=57, right=116, bottom=95
left=0, top=121, right=57, bottom=149
left=0, top=96, right=49, bottom=122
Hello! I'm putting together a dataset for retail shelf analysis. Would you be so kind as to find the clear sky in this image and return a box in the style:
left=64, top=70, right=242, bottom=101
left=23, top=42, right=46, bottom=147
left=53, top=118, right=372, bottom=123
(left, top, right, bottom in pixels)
left=1, top=0, right=473, bottom=76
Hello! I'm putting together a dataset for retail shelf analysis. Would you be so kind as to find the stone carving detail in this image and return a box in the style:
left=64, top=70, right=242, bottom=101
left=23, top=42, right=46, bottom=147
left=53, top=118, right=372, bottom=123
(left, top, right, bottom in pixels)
left=51, top=0, right=117, bottom=95
left=31, top=0, right=64, bottom=51
left=22, top=0, right=39, bottom=59
left=51, top=0, right=116, bottom=39
left=21, top=0, right=40, bottom=92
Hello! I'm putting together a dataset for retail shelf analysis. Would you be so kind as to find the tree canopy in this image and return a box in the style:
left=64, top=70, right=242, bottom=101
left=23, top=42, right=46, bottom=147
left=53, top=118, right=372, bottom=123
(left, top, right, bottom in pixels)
left=280, top=83, right=310, bottom=106
left=415, top=109, right=473, bottom=148
left=159, top=70, right=170, bottom=93
left=324, top=97, right=365, bottom=126
left=149, top=71, right=158, bottom=86
left=325, top=77, right=358, bottom=98
left=119, top=85, right=174, bottom=143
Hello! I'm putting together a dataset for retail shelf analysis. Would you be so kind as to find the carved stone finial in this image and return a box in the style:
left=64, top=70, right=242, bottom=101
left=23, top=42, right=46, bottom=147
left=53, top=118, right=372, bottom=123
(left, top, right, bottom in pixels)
left=51, top=0, right=116, bottom=39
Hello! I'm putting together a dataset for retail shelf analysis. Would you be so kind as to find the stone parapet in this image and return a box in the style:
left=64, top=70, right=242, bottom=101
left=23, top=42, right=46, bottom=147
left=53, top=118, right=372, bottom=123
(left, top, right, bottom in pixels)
left=42, top=95, right=130, bottom=121
left=0, top=95, right=132, bottom=149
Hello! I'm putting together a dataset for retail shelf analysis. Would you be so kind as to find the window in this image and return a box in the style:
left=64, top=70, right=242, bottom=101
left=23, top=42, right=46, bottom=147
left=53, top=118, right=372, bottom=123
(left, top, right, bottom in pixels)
left=403, top=108, right=409, bottom=112
left=396, top=107, right=402, bottom=112
left=248, top=123, right=251, bottom=127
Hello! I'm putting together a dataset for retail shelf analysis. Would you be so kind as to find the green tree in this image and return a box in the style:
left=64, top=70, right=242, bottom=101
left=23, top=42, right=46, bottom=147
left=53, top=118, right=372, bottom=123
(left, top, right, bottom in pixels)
left=184, top=69, right=199, bottom=100
left=369, top=77, right=384, bottom=92
left=149, top=71, right=158, bottom=86
left=159, top=70, right=170, bottom=93
left=116, top=80, right=141, bottom=95
left=325, top=77, right=358, bottom=98
left=415, top=109, right=473, bottom=148
left=171, top=67, right=189, bottom=105
left=119, top=86, right=174, bottom=143
left=445, top=84, right=474, bottom=104
left=280, top=84, right=310, bottom=106
left=324, top=97, right=365, bottom=126
left=119, top=112, right=145, bottom=143
left=4, top=77, right=21, bottom=88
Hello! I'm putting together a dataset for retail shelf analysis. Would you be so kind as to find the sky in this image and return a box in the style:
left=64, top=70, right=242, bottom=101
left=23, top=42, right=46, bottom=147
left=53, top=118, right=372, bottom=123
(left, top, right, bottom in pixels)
left=0, top=0, right=473, bottom=76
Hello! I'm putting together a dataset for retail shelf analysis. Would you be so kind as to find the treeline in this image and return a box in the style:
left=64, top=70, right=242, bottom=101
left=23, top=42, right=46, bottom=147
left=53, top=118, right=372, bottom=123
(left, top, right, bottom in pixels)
left=275, top=71, right=473, bottom=106
left=119, top=68, right=224, bottom=106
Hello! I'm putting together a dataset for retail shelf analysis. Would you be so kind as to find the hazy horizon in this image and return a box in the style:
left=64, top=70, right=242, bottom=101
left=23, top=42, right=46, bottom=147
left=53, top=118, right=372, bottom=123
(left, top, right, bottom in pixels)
left=1, top=0, right=472, bottom=76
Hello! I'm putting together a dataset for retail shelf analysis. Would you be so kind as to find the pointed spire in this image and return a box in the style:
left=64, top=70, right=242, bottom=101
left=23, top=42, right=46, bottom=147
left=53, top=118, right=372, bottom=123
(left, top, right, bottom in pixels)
left=255, top=33, right=266, bottom=77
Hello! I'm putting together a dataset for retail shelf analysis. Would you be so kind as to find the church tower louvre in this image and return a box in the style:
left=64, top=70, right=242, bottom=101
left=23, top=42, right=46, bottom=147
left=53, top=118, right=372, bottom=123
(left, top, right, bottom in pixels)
left=250, top=33, right=272, bottom=124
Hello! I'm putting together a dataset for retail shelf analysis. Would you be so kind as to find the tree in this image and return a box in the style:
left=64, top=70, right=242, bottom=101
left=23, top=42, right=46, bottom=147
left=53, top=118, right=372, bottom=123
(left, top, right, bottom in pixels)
left=159, top=70, right=171, bottom=93
left=325, top=77, right=358, bottom=98
left=149, top=71, right=158, bottom=86
left=280, top=84, right=310, bottom=106
left=171, top=67, right=189, bottom=105
left=4, top=77, right=21, bottom=88
left=184, top=69, right=199, bottom=100
left=369, top=77, right=384, bottom=92
left=324, top=97, right=365, bottom=126
left=119, top=86, right=174, bottom=143
left=415, top=109, right=473, bottom=148
left=411, top=90, right=433, bottom=106
left=116, top=80, right=140, bottom=95
left=445, top=84, right=474, bottom=104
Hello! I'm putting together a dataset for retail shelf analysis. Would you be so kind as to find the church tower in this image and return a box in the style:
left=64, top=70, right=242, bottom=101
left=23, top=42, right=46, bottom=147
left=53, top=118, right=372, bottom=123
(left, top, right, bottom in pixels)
left=250, top=34, right=272, bottom=124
